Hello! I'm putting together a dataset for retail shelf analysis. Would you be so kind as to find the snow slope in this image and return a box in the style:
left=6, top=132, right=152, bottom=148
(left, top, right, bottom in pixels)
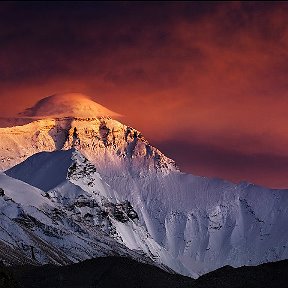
left=0, top=171, right=167, bottom=270
left=5, top=148, right=288, bottom=277
left=5, top=149, right=190, bottom=275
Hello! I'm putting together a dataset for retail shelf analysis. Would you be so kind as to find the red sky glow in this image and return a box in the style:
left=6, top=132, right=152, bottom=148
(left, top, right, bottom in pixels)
left=1, top=1, right=288, bottom=188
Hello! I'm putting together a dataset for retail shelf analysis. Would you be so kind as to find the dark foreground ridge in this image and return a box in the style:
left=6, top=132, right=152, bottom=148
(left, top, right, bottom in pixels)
left=194, top=259, right=288, bottom=288
left=2, top=257, right=288, bottom=288
left=4, top=257, right=193, bottom=288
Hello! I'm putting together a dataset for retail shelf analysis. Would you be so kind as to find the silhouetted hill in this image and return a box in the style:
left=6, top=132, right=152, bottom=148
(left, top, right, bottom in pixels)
left=8, top=257, right=194, bottom=288
left=194, top=259, right=288, bottom=288
left=5, top=257, right=288, bottom=288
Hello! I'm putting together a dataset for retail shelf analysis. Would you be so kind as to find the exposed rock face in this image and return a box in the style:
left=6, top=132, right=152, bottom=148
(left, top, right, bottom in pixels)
left=0, top=117, right=178, bottom=174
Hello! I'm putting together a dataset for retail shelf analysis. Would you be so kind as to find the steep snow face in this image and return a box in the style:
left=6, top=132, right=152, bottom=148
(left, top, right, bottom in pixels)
left=0, top=169, right=164, bottom=269
left=4, top=149, right=190, bottom=276
left=64, top=154, right=288, bottom=276
left=0, top=149, right=182, bottom=273
left=19, top=93, right=121, bottom=119
left=5, top=149, right=288, bottom=277
left=0, top=173, right=51, bottom=209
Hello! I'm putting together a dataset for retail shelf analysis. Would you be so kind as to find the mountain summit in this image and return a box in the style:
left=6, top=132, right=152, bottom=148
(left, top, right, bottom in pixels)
left=19, top=93, right=121, bottom=118
left=0, top=93, right=287, bottom=277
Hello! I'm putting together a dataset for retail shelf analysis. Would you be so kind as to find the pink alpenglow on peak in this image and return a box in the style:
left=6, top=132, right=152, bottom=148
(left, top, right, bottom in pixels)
left=19, top=93, right=121, bottom=119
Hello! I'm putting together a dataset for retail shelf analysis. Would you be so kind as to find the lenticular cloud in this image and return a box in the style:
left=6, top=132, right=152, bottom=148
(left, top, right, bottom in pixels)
left=19, top=93, right=121, bottom=119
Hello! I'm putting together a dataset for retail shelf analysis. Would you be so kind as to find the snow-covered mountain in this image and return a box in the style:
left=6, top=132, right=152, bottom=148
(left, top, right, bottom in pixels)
left=0, top=93, right=287, bottom=277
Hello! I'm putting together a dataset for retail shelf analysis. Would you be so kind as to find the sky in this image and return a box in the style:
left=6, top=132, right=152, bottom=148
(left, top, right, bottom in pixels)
left=1, top=1, right=288, bottom=188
